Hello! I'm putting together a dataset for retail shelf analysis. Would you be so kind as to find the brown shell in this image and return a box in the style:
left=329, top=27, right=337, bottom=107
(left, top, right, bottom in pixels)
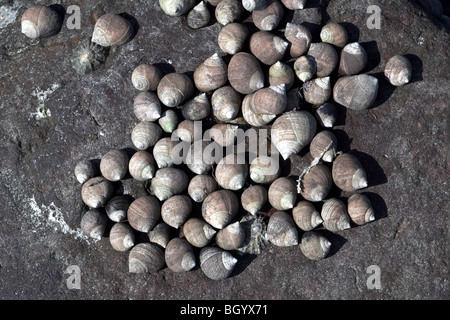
left=133, top=91, right=162, bottom=122
left=187, top=174, right=219, bottom=202
left=215, top=153, right=248, bottom=190
left=218, top=22, right=250, bottom=55
left=242, top=0, right=272, bottom=11
left=200, top=246, right=238, bottom=280
left=281, top=0, right=307, bottom=10
left=333, top=74, right=379, bottom=110
left=211, top=86, right=242, bottom=121
left=384, top=55, right=413, bottom=86
left=158, top=109, right=179, bottom=133
left=128, top=243, right=165, bottom=274
left=153, top=137, right=178, bottom=168
left=109, top=222, right=135, bottom=251
left=209, top=123, right=239, bottom=147
left=267, top=211, right=299, bottom=247
left=194, top=53, right=228, bottom=92
left=181, top=93, right=211, bottom=121
left=127, top=196, right=161, bottom=233
left=131, top=121, right=163, bottom=150
left=161, top=195, right=192, bottom=229
left=338, top=42, right=368, bottom=76
left=150, top=167, right=189, bottom=201
left=81, top=176, right=114, bottom=208
left=187, top=1, right=211, bottom=29
left=159, top=0, right=197, bottom=16
left=228, top=52, right=265, bottom=94
left=321, top=198, right=351, bottom=232
left=183, top=218, right=217, bottom=248
left=307, top=43, right=339, bottom=78
left=249, top=155, right=280, bottom=184
left=347, top=193, right=375, bottom=225
left=131, top=64, right=162, bottom=92
left=100, top=149, right=129, bottom=182
left=268, top=61, right=295, bottom=90
left=251, top=84, right=287, bottom=115
left=252, top=0, right=284, bottom=31
left=298, top=164, right=333, bottom=202
left=157, top=73, right=195, bottom=107
left=242, top=93, right=277, bottom=127
left=216, top=222, right=246, bottom=250
left=303, top=76, right=332, bottom=105
left=91, top=14, right=134, bottom=47
left=202, top=190, right=240, bottom=229
left=309, top=130, right=338, bottom=162
left=300, top=231, right=331, bottom=260
left=320, top=23, right=348, bottom=48
left=74, top=159, right=98, bottom=184
left=215, top=0, right=245, bottom=26
left=105, top=195, right=132, bottom=222
left=148, top=222, right=172, bottom=248
left=292, top=201, right=323, bottom=231
left=128, top=150, right=156, bottom=181
left=294, top=55, right=316, bottom=82
left=80, top=208, right=108, bottom=240
left=173, top=119, right=196, bottom=142
left=21, top=4, right=62, bottom=39
left=165, top=238, right=196, bottom=273
left=206, top=0, right=224, bottom=6
left=284, top=22, right=312, bottom=58
left=186, top=140, right=215, bottom=175
left=268, top=177, right=297, bottom=210
left=249, top=31, right=288, bottom=65
left=314, top=102, right=337, bottom=128
left=241, top=185, right=268, bottom=214
left=332, top=153, right=368, bottom=192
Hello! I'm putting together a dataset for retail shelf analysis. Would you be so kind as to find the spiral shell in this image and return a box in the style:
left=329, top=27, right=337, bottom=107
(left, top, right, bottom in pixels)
left=182, top=93, right=211, bottom=121
left=268, top=61, right=295, bottom=90
left=215, top=153, right=248, bottom=190
left=298, top=164, right=333, bottom=202
left=200, top=246, right=238, bottom=280
left=74, top=159, right=98, bottom=184
left=303, top=76, right=331, bottom=105
left=21, top=4, right=62, bottom=39
left=105, top=195, right=132, bottom=222
left=347, top=193, right=375, bottom=225
left=80, top=208, right=108, bottom=240
left=320, top=23, right=348, bottom=48
left=251, top=84, right=287, bottom=116
left=157, top=73, right=195, bottom=107
left=150, top=167, right=189, bottom=201
left=384, top=55, right=413, bottom=86
left=271, top=111, right=317, bottom=160
left=158, top=110, right=179, bottom=133
left=228, top=52, right=265, bottom=94
left=333, top=74, right=379, bottom=110
left=133, top=92, right=162, bottom=122
left=159, top=0, right=197, bottom=16
left=186, top=140, right=214, bottom=174
left=314, top=102, right=337, bottom=128
left=128, top=150, right=156, bottom=181
left=194, top=53, right=228, bottom=92
left=250, top=155, right=280, bottom=184
left=268, top=177, right=297, bottom=210
left=161, top=195, right=192, bottom=229
left=127, top=196, right=161, bottom=233
left=91, top=14, right=134, bottom=47
left=300, top=231, right=331, bottom=260
left=209, top=124, right=238, bottom=147
left=309, top=130, right=338, bottom=162
left=173, top=119, right=197, bottom=142
left=216, top=222, right=246, bottom=250
left=250, top=31, right=289, bottom=65
left=202, top=190, right=239, bottom=229
left=148, top=222, right=172, bottom=248
left=187, top=174, right=218, bottom=202
left=183, top=218, right=217, bottom=248
left=267, top=211, right=299, bottom=247
left=321, top=198, right=351, bottom=232
left=241, top=185, right=268, bottom=215
left=294, top=55, right=316, bottom=82
left=128, top=243, right=165, bottom=274
left=242, top=0, right=272, bottom=11
left=252, top=0, right=284, bottom=31
left=338, top=42, right=368, bottom=76
left=307, top=43, right=339, bottom=78
left=215, top=0, right=245, bottom=26
left=110, top=222, right=135, bottom=251
left=218, top=23, right=250, bottom=55
left=284, top=22, right=312, bottom=58
left=165, top=238, right=196, bottom=273
left=153, top=137, right=177, bottom=168
left=131, top=64, right=162, bottom=92
left=131, top=121, right=163, bottom=150
left=292, top=201, right=323, bottom=231
left=242, top=93, right=277, bottom=127
left=281, top=0, right=307, bottom=10
left=332, top=153, right=368, bottom=192
left=211, top=86, right=242, bottom=122
left=81, top=176, right=114, bottom=208
left=100, top=149, right=129, bottom=182
left=187, top=1, right=211, bottom=29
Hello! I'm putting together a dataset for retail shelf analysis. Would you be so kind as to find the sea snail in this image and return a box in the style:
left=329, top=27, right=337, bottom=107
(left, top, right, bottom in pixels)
left=91, top=14, right=134, bottom=47
left=21, top=4, right=63, bottom=39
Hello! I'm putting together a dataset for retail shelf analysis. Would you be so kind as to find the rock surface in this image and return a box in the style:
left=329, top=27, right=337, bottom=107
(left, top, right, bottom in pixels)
left=0, top=0, right=448, bottom=300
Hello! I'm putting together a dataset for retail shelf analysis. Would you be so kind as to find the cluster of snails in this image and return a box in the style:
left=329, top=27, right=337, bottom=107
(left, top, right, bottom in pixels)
left=70, top=0, right=414, bottom=281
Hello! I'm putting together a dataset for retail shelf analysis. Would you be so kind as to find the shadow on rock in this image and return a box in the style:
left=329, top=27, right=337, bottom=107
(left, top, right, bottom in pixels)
left=341, top=22, right=360, bottom=42
left=369, top=72, right=397, bottom=109
left=230, top=253, right=258, bottom=278
left=119, top=12, right=140, bottom=40
left=350, top=149, right=388, bottom=188
left=316, top=229, right=348, bottom=258
left=362, top=191, right=388, bottom=221
left=404, top=53, right=424, bottom=83
left=361, top=41, right=381, bottom=73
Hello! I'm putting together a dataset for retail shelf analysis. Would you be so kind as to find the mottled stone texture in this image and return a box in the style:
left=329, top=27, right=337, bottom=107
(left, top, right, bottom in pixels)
left=0, top=0, right=448, bottom=299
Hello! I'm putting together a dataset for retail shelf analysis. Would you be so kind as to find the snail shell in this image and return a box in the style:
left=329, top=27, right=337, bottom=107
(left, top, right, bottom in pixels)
left=307, top=43, right=339, bottom=78
left=218, top=23, right=250, bottom=55
left=216, top=222, right=246, bottom=250
left=215, top=153, right=248, bottom=191
left=202, top=190, right=240, bottom=229
left=200, top=246, right=238, bottom=280
left=21, top=4, right=62, bottom=39
left=241, top=185, right=268, bottom=215
left=209, top=123, right=239, bottom=147
left=173, top=119, right=197, bottom=143
left=321, top=198, right=351, bottom=232
left=284, top=22, right=312, bottom=58
left=242, top=93, right=277, bottom=127
left=292, top=201, right=323, bottom=231
left=158, top=110, right=179, bottom=133
left=211, top=86, right=242, bottom=122
left=159, top=0, right=197, bottom=16
left=268, top=177, right=297, bottom=210
left=252, top=0, right=284, bottom=31
left=80, top=208, right=108, bottom=240
left=131, top=121, right=163, bottom=150
left=347, top=193, right=375, bottom=225
left=314, top=102, right=337, bottom=128
left=161, top=195, right=192, bottom=229
left=320, top=23, right=348, bottom=48
left=206, top=0, right=224, bottom=5
left=333, top=75, right=379, bottom=110
left=183, top=218, right=217, bottom=248
left=148, top=222, right=172, bottom=248
left=131, top=64, right=162, bottom=92
left=269, top=61, right=295, bottom=90
left=81, top=176, right=114, bottom=208
left=332, top=153, right=368, bottom=192
left=228, top=52, right=264, bottom=94
left=188, top=174, right=218, bottom=202
left=338, top=42, right=368, bottom=76
left=303, top=76, right=332, bottom=105
left=271, top=111, right=317, bottom=160
left=128, top=243, right=165, bottom=274
left=128, top=150, right=156, bottom=181
left=127, top=196, right=161, bottom=233
left=267, top=211, right=299, bottom=247
left=187, top=1, right=211, bottom=29
left=165, top=238, right=196, bottom=273
left=194, top=53, right=228, bottom=93
left=186, top=140, right=215, bottom=174
left=281, top=0, right=307, bottom=10
left=153, top=137, right=177, bottom=168
left=300, top=231, right=331, bottom=260
left=251, top=84, right=287, bottom=116
left=100, top=149, right=129, bottom=182
left=182, top=93, right=211, bottom=121
left=150, top=167, right=189, bottom=201
left=384, top=55, right=412, bottom=86
left=109, top=222, right=135, bottom=251
left=215, top=0, right=245, bottom=26
left=250, top=155, right=280, bottom=184
left=309, top=130, right=338, bottom=162
left=74, top=159, right=98, bottom=184
left=133, top=92, right=162, bottom=122
left=242, top=0, right=272, bottom=11
left=157, top=73, right=195, bottom=107
left=294, top=55, right=316, bottom=82
left=298, top=164, right=333, bottom=202
left=105, top=195, right=132, bottom=222
left=91, top=14, right=134, bottom=47
left=249, top=31, right=289, bottom=65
